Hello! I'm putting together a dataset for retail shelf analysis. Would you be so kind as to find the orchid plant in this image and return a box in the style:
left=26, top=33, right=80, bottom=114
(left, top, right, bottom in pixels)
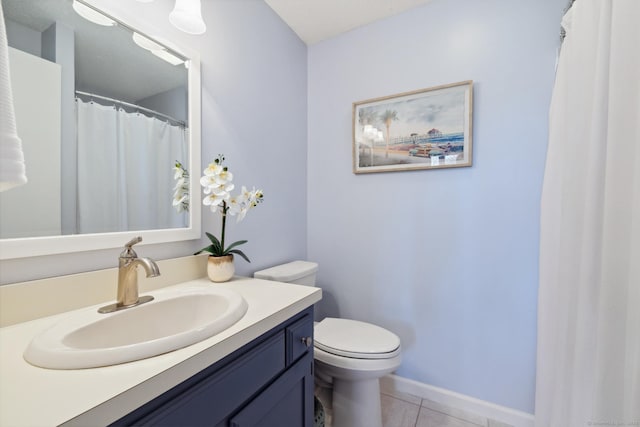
left=172, top=161, right=190, bottom=213
left=194, top=155, right=264, bottom=262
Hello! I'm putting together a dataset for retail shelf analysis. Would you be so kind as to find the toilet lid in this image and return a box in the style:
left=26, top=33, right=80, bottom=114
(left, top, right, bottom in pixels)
left=314, top=318, right=401, bottom=359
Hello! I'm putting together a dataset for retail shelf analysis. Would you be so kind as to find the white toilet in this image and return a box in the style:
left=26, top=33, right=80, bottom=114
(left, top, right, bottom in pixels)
left=254, top=261, right=402, bottom=427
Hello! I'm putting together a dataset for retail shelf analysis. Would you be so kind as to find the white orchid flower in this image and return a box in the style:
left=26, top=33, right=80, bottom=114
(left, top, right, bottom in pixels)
left=249, top=188, right=264, bottom=207
left=203, top=162, right=223, bottom=176
left=173, top=193, right=188, bottom=212
left=214, top=170, right=233, bottom=185
left=200, top=175, right=216, bottom=188
left=173, top=193, right=188, bottom=204
left=227, top=196, right=242, bottom=216
left=203, top=191, right=229, bottom=208
left=173, top=177, right=186, bottom=190
left=172, top=161, right=189, bottom=213
left=236, top=206, right=249, bottom=223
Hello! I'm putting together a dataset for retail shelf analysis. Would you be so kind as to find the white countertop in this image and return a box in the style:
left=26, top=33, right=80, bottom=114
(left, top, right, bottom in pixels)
left=0, top=277, right=321, bottom=427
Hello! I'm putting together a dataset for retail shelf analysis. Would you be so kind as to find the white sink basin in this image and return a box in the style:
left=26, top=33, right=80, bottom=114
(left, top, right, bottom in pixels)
left=24, top=286, right=248, bottom=369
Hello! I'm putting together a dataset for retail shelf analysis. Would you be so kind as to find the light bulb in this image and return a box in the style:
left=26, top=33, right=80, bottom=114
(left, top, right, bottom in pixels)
left=169, top=0, right=206, bottom=35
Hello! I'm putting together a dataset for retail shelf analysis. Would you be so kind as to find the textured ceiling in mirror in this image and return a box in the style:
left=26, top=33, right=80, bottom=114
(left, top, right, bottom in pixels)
left=2, top=0, right=186, bottom=103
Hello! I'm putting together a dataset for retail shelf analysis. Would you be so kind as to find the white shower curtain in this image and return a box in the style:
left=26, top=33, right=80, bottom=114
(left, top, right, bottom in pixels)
left=76, top=99, right=188, bottom=234
left=535, top=1, right=640, bottom=426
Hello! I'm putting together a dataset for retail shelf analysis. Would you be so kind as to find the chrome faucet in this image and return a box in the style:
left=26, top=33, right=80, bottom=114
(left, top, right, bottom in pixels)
left=98, top=236, right=160, bottom=314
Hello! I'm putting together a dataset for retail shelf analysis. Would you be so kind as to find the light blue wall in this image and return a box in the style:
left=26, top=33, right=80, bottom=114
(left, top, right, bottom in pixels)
left=190, top=0, right=308, bottom=276
left=137, top=86, right=188, bottom=124
left=5, top=20, right=40, bottom=57
left=0, top=0, right=307, bottom=283
left=307, top=0, right=564, bottom=413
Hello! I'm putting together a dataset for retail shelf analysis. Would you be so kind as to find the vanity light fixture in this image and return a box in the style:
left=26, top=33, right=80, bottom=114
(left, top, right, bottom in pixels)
left=169, top=0, right=206, bottom=35
left=151, top=49, right=185, bottom=66
left=135, top=0, right=207, bottom=35
left=132, top=32, right=185, bottom=66
left=72, top=0, right=116, bottom=26
left=132, top=32, right=164, bottom=51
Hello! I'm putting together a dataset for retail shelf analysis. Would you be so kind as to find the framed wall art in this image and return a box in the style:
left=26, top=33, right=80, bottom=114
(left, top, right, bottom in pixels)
left=353, top=80, right=473, bottom=174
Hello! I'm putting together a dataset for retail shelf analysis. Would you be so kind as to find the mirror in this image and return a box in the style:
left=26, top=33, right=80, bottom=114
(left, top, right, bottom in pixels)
left=0, top=0, right=201, bottom=259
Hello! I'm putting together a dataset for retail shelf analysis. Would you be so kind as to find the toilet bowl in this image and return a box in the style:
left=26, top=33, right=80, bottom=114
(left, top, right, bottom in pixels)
left=254, top=261, right=402, bottom=427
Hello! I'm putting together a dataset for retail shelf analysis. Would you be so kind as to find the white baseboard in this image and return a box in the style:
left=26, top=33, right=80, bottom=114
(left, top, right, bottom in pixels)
left=380, top=374, right=535, bottom=427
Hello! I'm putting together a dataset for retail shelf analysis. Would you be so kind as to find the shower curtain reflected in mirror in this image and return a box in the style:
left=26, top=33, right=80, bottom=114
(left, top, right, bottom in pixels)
left=76, top=99, right=188, bottom=234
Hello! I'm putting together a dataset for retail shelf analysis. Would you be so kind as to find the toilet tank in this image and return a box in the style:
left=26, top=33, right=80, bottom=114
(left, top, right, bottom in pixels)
left=253, top=261, right=318, bottom=286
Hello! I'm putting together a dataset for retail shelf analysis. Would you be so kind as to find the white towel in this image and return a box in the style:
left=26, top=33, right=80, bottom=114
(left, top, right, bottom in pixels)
left=0, top=2, right=27, bottom=192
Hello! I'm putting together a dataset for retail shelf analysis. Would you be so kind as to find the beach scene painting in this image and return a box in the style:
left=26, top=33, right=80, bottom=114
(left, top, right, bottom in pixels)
left=352, top=81, right=473, bottom=174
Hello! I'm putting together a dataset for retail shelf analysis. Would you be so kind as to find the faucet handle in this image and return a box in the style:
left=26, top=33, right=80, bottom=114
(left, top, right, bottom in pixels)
left=125, top=236, right=142, bottom=248
left=120, top=236, right=143, bottom=258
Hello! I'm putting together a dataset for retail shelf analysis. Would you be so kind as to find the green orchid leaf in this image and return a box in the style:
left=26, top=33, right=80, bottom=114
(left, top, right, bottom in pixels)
left=205, top=232, right=221, bottom=246
left=225, top=240, right=248, bottom=252
left=194, top=244, right=219, bottom=256
left=229, top=248, right=251, bottom=263
left=205, top=232, right=223, bottom=253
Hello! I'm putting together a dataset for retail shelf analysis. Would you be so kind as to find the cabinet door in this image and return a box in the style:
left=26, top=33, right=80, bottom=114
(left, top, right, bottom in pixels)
left=229, top=355, right=314, bottom=427
left=114, top=332, right=286, bottom=426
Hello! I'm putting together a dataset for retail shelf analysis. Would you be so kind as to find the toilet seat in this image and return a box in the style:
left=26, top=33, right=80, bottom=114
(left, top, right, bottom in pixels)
left=314, top=318, right=401, bottom=359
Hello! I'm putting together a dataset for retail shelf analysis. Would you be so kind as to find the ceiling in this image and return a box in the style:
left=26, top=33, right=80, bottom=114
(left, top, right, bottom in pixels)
left=265, top=0, right=435, bottom=45
left=2, top=0, right=436, bottom=102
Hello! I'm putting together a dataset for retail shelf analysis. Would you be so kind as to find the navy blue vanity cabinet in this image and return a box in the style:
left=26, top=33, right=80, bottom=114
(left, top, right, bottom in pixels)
left=110, top=307, right=314, bottom=427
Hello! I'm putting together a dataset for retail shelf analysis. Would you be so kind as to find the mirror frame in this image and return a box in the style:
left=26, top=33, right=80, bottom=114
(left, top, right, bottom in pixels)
left=0, top=0, right=201, bottom=260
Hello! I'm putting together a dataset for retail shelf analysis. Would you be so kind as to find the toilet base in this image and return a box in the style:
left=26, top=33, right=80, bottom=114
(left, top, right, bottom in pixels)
left=331, top=377, right=382, bottom=427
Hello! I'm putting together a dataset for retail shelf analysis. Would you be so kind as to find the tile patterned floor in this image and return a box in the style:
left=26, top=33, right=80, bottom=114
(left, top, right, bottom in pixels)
left=317, top=386, right=515, bottom=427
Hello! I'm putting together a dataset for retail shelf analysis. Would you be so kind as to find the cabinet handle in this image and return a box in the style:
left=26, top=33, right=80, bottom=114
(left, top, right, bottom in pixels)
left=301, top=336, right=312, bottom=347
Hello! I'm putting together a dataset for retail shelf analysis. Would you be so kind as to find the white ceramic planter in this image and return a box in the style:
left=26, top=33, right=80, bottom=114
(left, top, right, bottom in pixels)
left=207, top=255, right=235, bottom=282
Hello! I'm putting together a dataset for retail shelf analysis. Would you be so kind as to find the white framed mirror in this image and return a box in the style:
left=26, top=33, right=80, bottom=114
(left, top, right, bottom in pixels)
left=0, top=0, right=201, bottom=259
